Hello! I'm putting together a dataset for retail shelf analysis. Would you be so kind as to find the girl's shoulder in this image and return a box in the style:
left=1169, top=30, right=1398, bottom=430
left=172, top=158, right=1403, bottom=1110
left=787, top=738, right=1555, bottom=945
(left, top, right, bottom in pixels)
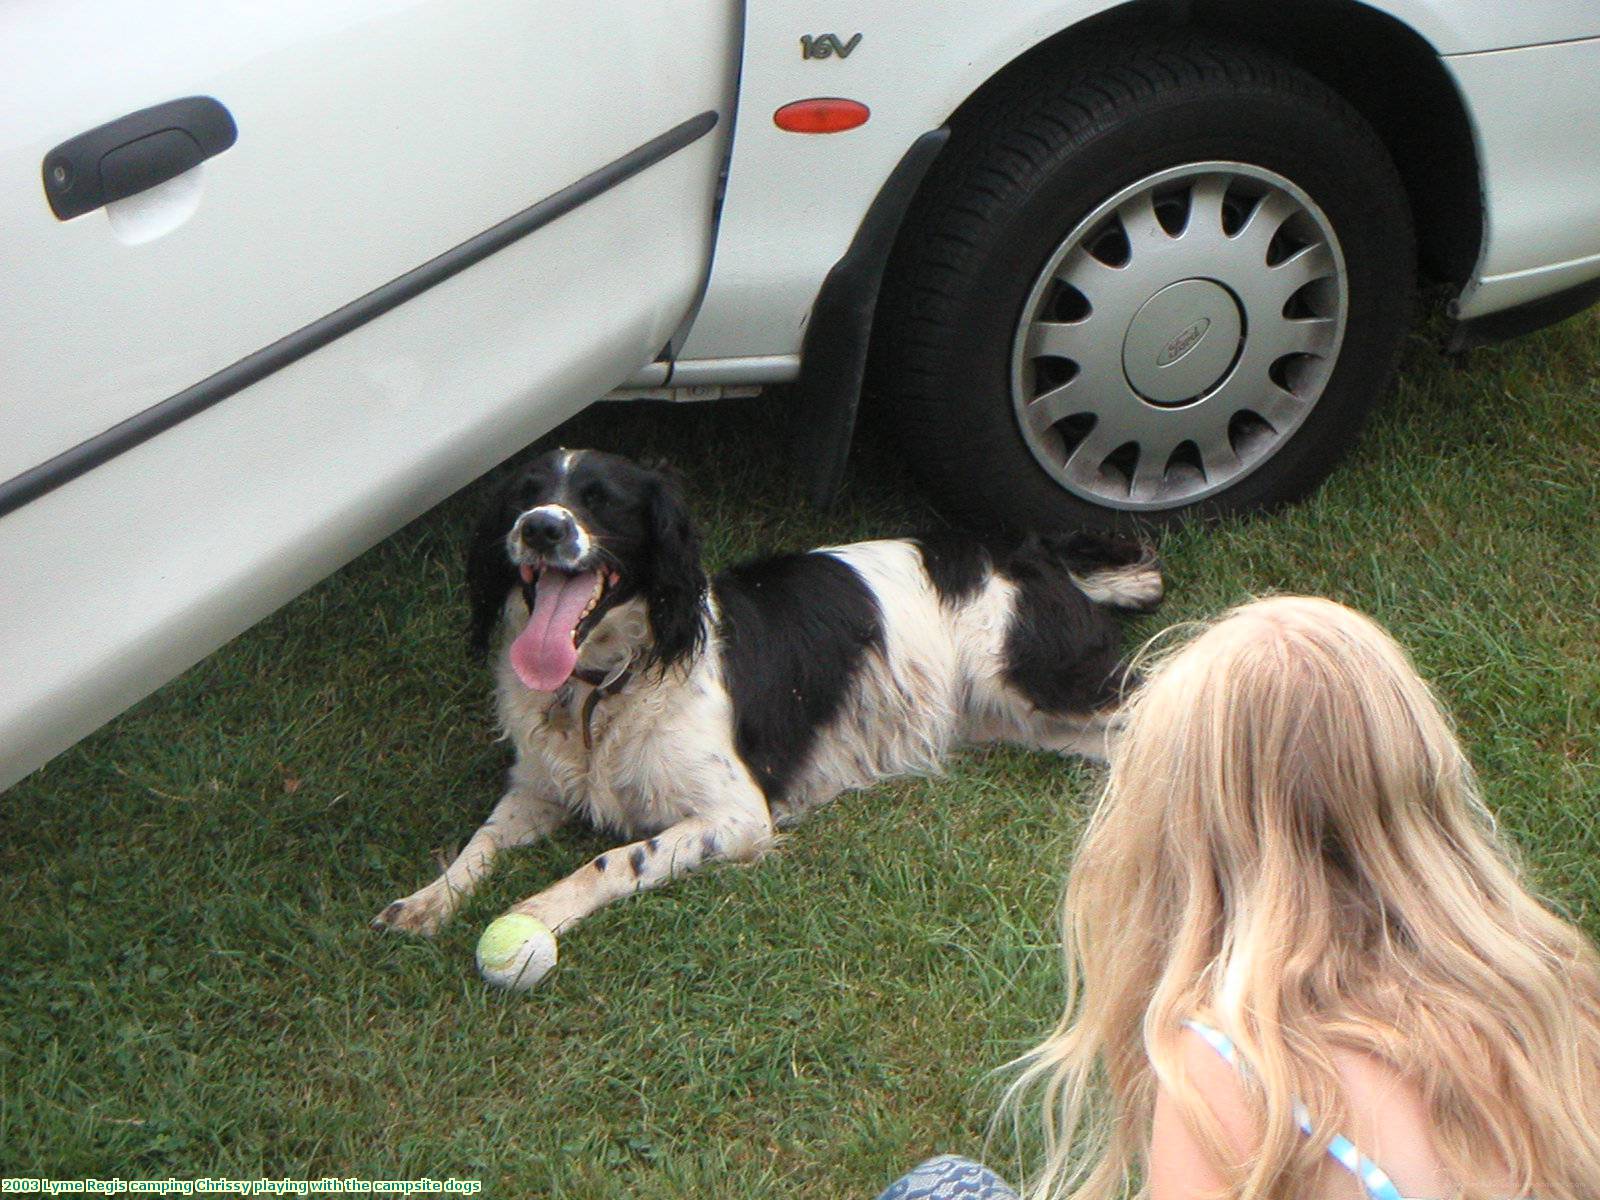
left=1173, top=1020, right=1258, bottom=1147
left=1173, top=1019, right=1460, bottom=1200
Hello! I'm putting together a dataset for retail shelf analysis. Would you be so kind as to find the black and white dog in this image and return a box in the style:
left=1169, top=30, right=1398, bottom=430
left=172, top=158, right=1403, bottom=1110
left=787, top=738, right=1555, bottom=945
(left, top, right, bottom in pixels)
left=373, top=449, right=1161, bottom=987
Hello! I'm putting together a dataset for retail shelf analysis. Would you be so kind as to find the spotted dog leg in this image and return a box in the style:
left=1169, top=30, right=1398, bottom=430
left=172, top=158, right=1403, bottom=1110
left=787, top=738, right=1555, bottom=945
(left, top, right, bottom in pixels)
left=373, top=783, right=569, bottom=937
left=505, top=803, right=773, bottom=938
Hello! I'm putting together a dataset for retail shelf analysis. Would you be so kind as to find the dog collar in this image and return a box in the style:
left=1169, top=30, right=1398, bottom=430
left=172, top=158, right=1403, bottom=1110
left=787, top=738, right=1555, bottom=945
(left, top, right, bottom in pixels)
left=572, top=654, right=635, bottom=750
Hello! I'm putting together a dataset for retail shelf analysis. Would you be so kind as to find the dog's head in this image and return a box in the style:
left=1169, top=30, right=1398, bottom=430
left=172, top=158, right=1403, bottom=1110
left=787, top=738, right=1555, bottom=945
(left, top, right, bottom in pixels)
left=466, top=449, right=706, bottom=690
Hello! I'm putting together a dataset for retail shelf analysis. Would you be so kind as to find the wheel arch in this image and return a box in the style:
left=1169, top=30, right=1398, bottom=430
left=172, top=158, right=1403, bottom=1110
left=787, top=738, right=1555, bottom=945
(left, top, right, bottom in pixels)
left=859, top=17, right=1420, bottom=527
left=815, top=0, right=1482, bottom=507
left=927, top=0, right=1481, bottom=289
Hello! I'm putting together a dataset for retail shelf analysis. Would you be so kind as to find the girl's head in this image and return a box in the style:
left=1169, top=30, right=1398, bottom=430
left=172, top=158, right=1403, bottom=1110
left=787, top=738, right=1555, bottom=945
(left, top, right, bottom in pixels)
left=1008, top=596, right=1600, bottom=1200
left=1107, top=595, right=1488, bottom=992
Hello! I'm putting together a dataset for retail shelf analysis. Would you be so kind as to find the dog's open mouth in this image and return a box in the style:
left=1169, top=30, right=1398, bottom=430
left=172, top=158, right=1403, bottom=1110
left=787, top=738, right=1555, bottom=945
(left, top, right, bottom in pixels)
left=509, top=565, right=619, bottom=692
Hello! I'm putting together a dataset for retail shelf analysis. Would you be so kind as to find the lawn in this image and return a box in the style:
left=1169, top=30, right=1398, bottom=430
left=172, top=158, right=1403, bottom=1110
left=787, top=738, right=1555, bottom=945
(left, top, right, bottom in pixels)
left=2, top=310, right=1597, bottom=1195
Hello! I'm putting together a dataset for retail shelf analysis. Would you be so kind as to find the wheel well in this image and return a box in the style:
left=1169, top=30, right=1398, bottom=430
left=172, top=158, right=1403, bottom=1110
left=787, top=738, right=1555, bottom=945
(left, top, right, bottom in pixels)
left=941, top=0, right=1481, bottom=287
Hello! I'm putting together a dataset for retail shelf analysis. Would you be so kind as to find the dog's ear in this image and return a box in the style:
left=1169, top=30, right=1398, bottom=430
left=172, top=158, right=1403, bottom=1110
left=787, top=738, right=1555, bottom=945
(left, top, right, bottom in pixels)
left=643, top=471, right=707, bottom=670
left=465, top=481, right=520, bottom=661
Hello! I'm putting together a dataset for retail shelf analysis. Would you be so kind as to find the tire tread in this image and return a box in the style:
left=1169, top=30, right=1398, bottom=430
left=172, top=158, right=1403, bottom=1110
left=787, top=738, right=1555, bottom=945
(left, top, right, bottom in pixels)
left=871, top=30, right=1415, bottom=529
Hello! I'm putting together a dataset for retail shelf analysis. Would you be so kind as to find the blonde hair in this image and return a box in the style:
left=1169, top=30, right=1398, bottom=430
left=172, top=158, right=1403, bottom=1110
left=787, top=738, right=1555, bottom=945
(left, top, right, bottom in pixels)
left=1003, top=596, right=1600, bottom=1200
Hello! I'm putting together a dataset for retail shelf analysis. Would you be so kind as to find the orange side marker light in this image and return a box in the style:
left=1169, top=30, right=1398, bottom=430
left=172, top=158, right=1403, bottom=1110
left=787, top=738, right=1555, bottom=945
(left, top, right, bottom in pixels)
left=774, top=98, right=870, bottom=133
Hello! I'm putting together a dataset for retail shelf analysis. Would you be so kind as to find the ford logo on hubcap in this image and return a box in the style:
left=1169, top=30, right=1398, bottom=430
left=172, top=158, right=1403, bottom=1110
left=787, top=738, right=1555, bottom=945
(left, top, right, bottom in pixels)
left=1157, top=318, right=1210, bottom=367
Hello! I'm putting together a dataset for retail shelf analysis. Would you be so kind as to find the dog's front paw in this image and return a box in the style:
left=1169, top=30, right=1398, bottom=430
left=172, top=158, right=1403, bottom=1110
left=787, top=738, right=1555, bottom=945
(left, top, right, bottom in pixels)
left=371, top=884, right=456, bottom=937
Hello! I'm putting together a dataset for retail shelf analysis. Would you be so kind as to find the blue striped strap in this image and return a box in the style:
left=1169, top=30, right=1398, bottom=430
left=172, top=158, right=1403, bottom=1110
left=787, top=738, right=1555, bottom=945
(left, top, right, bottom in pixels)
left=1181, top=1019, right=1405, bottom=1200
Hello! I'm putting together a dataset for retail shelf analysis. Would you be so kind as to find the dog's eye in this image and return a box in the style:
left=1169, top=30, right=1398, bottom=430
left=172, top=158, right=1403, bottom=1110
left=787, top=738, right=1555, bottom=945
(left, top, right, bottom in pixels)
left=514, top=473, right=548, bottom=505
left=580, top=482, right=610, bottom=509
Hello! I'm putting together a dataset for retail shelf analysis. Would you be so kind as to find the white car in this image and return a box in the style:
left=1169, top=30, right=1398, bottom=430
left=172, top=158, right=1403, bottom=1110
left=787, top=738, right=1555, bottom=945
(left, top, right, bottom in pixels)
left=4, top=1, right=1599, bottom=790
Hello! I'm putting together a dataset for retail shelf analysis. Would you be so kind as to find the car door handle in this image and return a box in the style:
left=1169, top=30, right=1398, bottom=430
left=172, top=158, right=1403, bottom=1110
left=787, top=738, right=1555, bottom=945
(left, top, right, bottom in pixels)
left=42, top=96, right=237, bottom=221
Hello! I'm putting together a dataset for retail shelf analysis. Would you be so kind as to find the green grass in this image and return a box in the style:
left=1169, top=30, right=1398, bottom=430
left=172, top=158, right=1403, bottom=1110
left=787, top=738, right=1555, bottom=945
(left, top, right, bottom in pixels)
left=2, top=310, right=1597, bottom=1194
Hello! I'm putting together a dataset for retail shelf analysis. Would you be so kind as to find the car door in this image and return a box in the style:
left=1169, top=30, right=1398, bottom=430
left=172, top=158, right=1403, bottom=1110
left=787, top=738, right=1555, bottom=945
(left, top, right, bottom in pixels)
left=0, top=0, right=737, bottom=789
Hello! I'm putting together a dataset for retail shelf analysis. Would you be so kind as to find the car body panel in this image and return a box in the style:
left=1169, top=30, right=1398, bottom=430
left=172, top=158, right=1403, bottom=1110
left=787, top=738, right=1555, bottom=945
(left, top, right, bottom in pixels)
left=1444, top=36, right=1600, bottom=318
left=0, top=151, right=724, bottom=789
left=1350, top=0, right=1600, bottom=54
left=680, top=0, right=1600, bottom=363
left=0, top=0, right=732, bottom=480
left=0, top=0, right=737, bottom=789
left=680, top=0, right=1124, bottom=362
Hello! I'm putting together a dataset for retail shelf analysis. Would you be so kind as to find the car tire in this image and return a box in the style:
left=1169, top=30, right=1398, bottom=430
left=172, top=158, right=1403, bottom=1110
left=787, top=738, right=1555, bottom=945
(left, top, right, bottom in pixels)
left=871, top=33, right=1416, bottom=531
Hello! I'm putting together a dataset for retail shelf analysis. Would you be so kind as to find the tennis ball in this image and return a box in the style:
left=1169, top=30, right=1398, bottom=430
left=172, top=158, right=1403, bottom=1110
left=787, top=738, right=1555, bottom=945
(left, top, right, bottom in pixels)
left=476, top=913, right=558, bottom=992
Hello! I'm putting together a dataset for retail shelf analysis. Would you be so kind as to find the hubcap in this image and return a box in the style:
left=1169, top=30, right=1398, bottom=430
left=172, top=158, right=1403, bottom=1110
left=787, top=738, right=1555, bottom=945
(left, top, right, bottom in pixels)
left=1121, top=278, right=1242, bottom=404
left=1010, top=162, right=1348, bottom=510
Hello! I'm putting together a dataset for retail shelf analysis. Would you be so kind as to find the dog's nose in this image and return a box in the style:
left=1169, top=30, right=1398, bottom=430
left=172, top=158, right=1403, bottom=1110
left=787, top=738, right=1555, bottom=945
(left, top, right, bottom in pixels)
left=521, top=508, right=573, bottom=549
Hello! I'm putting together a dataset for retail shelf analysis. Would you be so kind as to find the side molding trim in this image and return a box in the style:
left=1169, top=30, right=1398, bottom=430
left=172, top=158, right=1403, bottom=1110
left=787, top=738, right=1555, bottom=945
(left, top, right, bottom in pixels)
left=0, top=111, right=719, bottom=521
left=1448, top=274, right=1600, bottom=351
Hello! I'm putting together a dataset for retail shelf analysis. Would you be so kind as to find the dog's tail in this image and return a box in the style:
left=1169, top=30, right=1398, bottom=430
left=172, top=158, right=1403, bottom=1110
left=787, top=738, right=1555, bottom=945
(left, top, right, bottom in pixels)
left=1047, top=532, right=1164, bottom=613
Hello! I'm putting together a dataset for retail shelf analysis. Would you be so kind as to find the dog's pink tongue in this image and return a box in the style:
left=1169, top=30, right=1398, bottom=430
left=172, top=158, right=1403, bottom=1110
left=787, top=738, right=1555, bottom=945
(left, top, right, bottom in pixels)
left=509, top=569, right=600, bottom=691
